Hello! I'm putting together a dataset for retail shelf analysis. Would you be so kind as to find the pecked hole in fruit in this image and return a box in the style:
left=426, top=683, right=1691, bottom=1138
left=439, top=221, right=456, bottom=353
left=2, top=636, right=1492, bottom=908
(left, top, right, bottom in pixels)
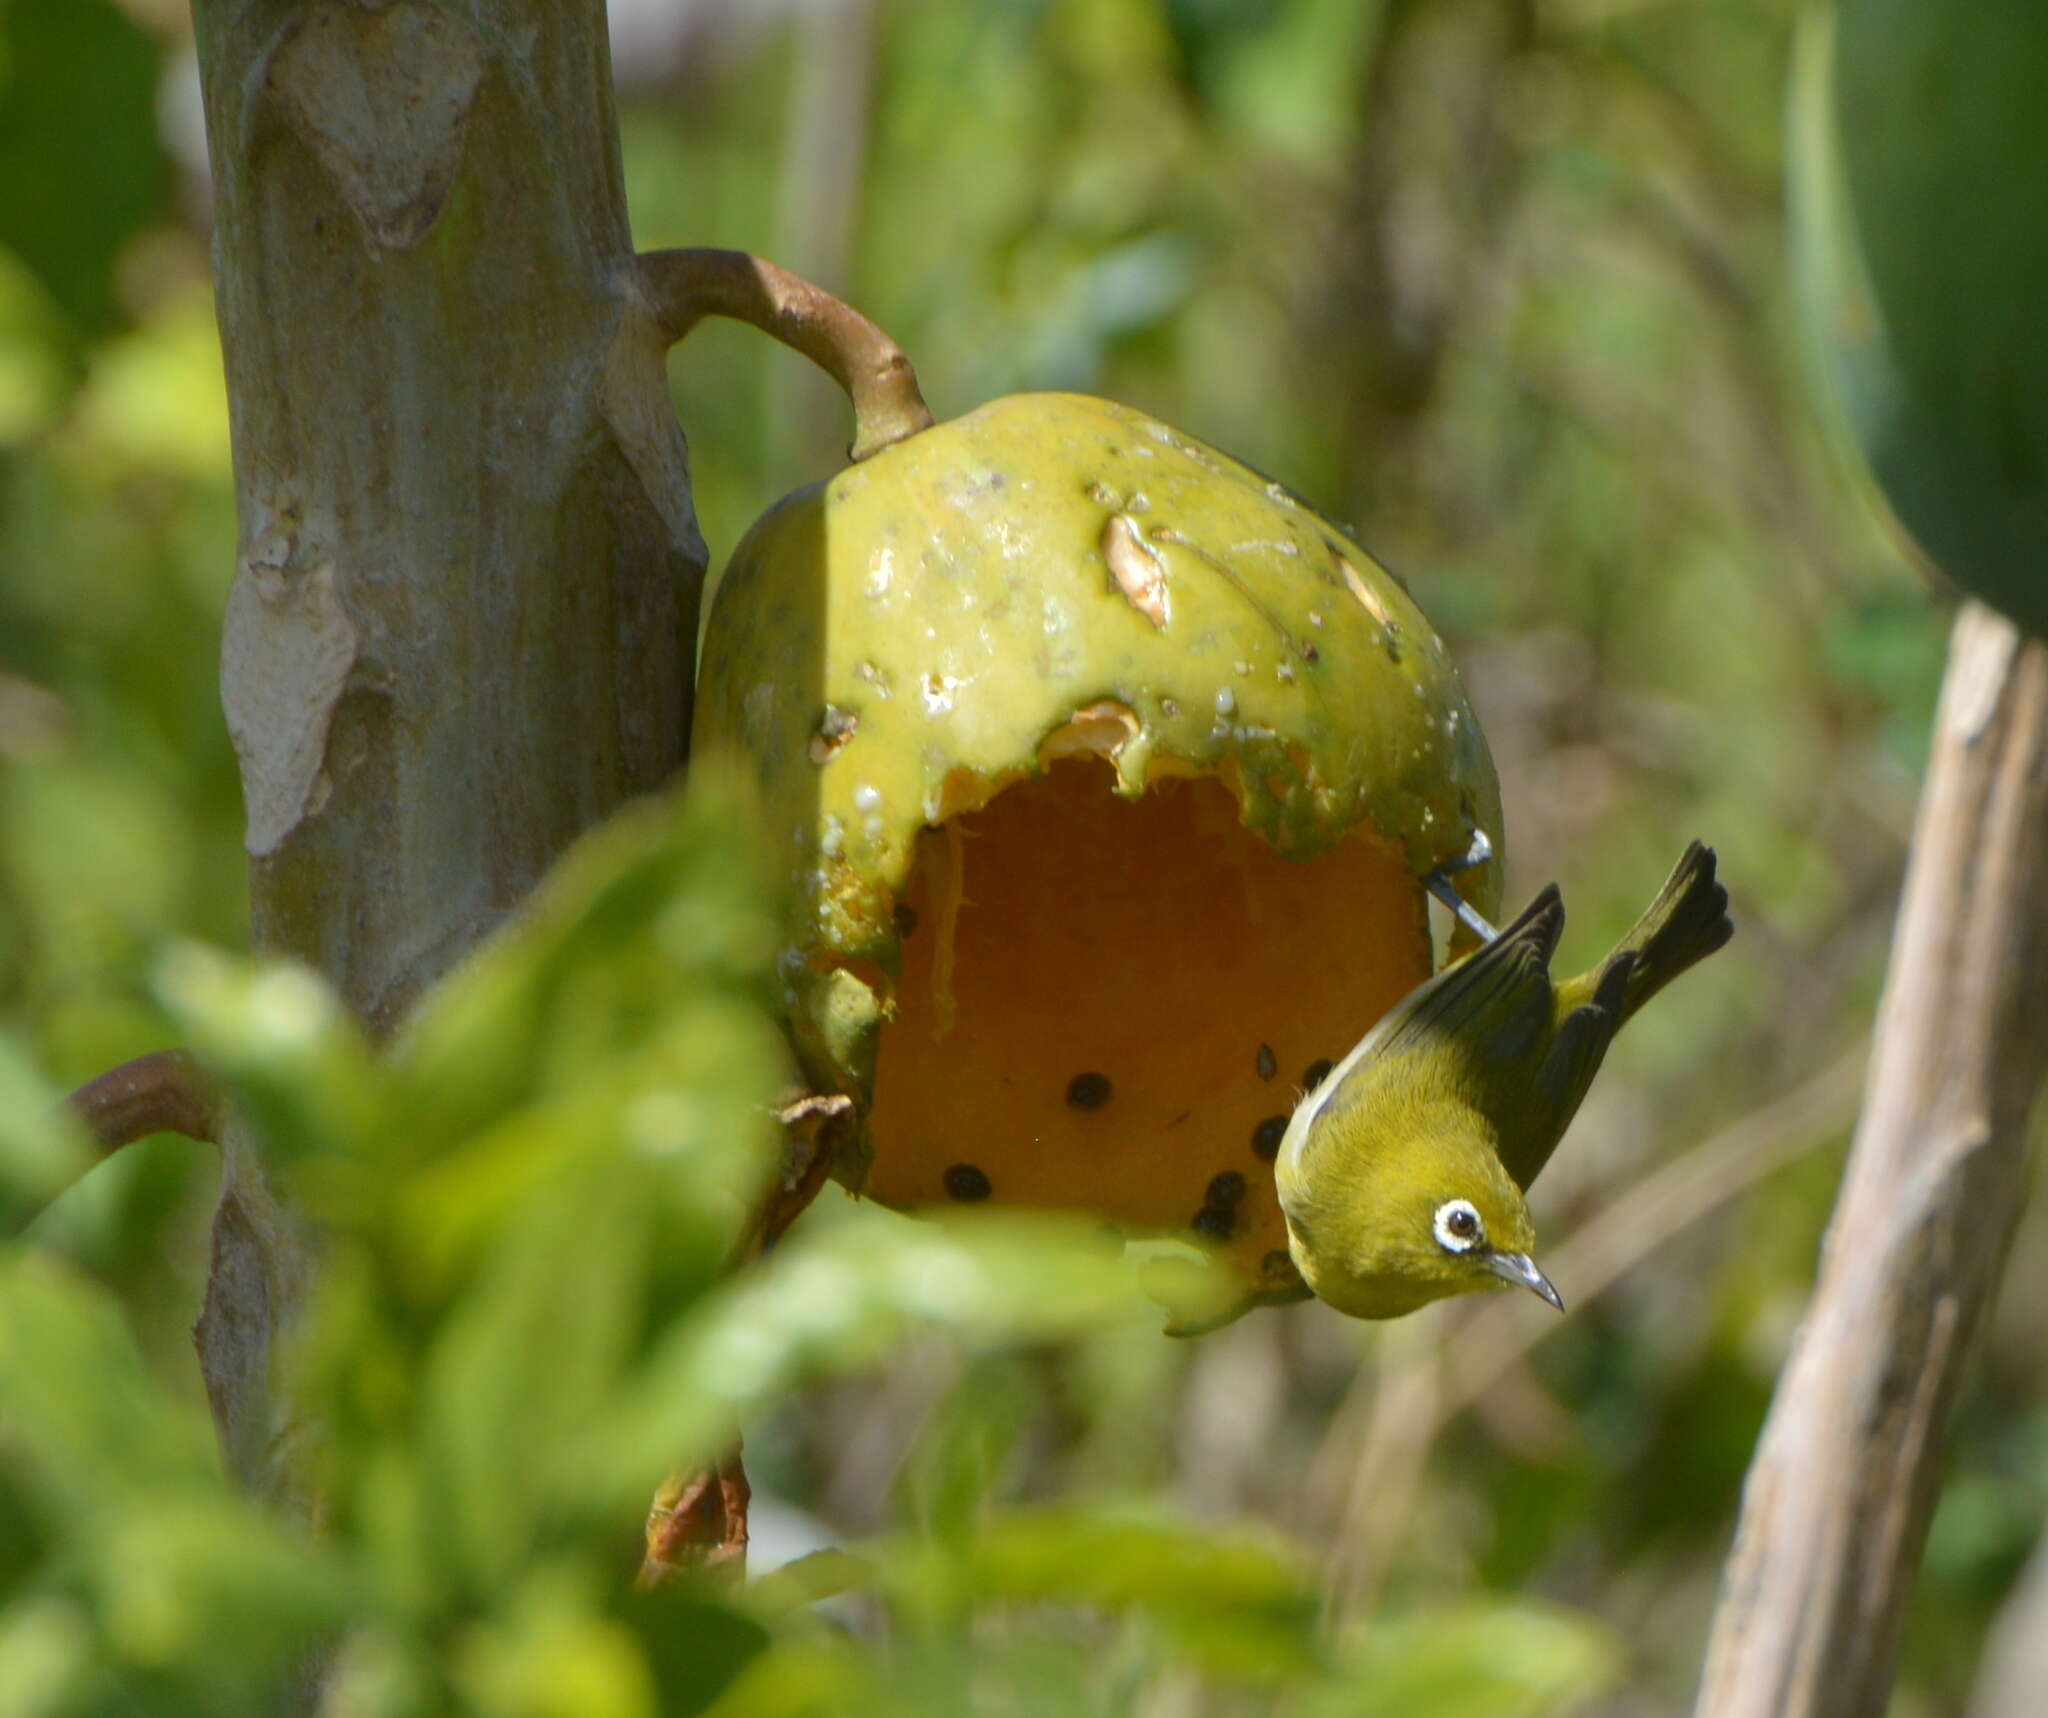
left=865, top=755, right=1431, bottom=1292
left=1100, top=514, right=1171, bottom=629
left=1039, top=699, right=1140, bottom=764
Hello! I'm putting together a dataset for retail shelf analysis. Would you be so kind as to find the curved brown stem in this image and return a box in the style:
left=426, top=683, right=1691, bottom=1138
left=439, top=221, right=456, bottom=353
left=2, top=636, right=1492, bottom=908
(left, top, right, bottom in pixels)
left=67, top=1049, right=222, bottom=1154
left=7, top=1051, right=224, bottom=1238
left=637, top=248, right=934, bottom=462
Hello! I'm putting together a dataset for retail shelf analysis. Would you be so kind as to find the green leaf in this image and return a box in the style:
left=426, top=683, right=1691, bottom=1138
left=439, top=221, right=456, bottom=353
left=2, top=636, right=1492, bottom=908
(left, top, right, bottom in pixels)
left=452, top=1567, right=657, bottom=1718
left=389, top=780, right=783, bottom=1166
left=89, top=1497, right=355, bottom=1684
left=0, top=1263, right=353, bottom=1710
left=0, top=1256, right=219, bottom=1518
left=1305, top=1601, right=1623, bottom=1718
left=880, top=1505, right=1321, bottom=1678
left=618, top=1589, right=771, bottom=1717
left=0, top=1037, right=90, bottom=1236
left=0, top=1594, right=91, bottom=1718
left=590, top=1213, right=1148, bottom=1505
left=694, top=1635, right=882, bottom=1718
left=414, top=1170, right=652, bottom=1584
left=893, top=1352, right=1036, bottom=1546
left=392, top=1003, right=773, bottom=1300
left=153, top=944, right=383, bottom=1171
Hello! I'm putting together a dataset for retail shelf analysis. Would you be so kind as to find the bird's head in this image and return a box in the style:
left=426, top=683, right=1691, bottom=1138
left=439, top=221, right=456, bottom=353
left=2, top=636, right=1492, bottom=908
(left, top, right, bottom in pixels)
left=1276, top=1102, right=1562, bottom=1321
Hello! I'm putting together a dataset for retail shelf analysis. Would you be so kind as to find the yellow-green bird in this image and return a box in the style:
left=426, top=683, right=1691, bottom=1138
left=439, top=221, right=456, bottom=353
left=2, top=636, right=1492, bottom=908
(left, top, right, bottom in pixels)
left=1276, top=842, right=1732, bottom=1320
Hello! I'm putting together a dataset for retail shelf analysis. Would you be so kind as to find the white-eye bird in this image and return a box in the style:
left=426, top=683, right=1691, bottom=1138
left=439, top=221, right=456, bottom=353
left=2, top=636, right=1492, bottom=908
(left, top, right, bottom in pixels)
left=1276, top=841, right=1732, bottom=1319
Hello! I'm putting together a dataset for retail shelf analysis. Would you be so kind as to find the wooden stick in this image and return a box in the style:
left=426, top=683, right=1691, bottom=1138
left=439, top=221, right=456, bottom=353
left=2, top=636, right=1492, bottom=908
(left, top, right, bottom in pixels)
left=637, top=248, right=934, bottom=462
left=1694, top=603, right=2048, bottom=1718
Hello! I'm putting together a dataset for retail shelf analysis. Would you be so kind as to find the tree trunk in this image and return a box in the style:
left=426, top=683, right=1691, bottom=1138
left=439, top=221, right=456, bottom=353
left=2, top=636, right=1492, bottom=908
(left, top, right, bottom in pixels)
left=1694, top=602, right=2048, bottom=1718
left=189, top=0, right=700, bottom=1500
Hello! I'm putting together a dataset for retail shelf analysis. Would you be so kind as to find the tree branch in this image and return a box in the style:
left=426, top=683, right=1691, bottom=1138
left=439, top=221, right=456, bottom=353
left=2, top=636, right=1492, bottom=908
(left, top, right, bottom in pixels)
left=1694, top=603, right=2048, bottom=1718
left=637, top=248, right=933, bottom=461
left=66, top=1049, right=222, bottom=1154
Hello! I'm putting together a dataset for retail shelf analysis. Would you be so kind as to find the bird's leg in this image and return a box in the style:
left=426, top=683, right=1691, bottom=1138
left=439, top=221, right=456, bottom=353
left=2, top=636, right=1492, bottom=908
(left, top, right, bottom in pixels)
left=1424, top=826, right=1500, bottom=943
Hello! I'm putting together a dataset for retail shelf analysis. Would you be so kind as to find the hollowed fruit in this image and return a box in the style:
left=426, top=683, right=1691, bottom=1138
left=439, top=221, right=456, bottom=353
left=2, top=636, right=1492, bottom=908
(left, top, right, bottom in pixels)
left=693, top=391, right=1502, bottom=1323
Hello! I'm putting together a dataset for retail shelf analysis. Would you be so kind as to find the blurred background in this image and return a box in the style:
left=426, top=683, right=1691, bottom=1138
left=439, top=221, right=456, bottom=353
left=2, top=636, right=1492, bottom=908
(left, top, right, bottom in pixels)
left=0, top=1, right=2030, bottom=1713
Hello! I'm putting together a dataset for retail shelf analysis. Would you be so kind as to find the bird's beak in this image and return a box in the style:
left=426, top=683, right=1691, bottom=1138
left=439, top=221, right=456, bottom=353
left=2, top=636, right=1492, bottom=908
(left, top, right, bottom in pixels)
left=1483, top=1250, right=1565, bottom=1312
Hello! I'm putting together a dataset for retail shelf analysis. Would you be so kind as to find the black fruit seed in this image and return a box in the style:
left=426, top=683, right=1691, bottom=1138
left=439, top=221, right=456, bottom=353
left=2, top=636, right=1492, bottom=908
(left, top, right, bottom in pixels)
left=1066, top=1071, right=1113, bottom=1110
left=943, top=1163, right=992, bottom=1202
left=1251, top=1115, right=1288, bottom=1161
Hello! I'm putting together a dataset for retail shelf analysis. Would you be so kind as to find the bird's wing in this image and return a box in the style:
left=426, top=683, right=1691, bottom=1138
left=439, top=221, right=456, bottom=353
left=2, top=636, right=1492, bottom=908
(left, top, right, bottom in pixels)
left=1503, top=947, right=1637, bottom=1190
left=1373, top=882, right=1565, bottom=1067
left=1287, top=883, right=1566, bottom=1182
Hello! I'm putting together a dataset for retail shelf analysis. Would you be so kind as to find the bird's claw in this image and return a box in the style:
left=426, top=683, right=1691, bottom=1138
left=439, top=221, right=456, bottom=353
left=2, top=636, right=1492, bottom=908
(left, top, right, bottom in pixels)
left=1425, top=827, right=1499, bottom=942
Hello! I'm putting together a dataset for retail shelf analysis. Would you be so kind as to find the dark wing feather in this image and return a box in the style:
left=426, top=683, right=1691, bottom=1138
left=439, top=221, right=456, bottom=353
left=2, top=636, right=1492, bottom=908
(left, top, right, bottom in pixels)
left=1297, top=884, right=1568, bottom=1181
left=1508, top=947, right=1636, bottom=1189
left=1373, top=883, right=1566, bottom=1065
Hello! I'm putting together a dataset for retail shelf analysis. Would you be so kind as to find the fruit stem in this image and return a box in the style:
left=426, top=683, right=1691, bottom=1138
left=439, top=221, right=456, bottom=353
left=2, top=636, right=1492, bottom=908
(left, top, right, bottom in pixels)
left=638, top=248, right=934, bottom=461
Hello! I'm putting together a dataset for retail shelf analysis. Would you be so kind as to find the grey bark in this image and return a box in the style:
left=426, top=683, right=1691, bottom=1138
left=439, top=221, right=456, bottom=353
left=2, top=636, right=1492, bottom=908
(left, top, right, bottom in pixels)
left=1693, top=602, right=2048, bottom=1718
left=190, top=0, right=700, bottom=1496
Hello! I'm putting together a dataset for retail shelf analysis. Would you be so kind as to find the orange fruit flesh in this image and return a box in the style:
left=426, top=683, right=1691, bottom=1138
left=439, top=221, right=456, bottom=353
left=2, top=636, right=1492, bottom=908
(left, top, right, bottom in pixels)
left=866, top=758, right=1431, bottom=1297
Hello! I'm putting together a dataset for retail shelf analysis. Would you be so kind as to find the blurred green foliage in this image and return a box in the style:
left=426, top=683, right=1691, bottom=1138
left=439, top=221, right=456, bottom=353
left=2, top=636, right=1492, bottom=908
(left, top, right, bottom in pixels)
left=1789, top=0, right=2048, bottom=638
left=0, top=0, right=2031, bottom=1713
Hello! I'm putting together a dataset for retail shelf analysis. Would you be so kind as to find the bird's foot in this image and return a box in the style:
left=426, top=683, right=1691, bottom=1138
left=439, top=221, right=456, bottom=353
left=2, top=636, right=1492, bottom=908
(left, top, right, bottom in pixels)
left=1424, top=827, right=1500, bottom=942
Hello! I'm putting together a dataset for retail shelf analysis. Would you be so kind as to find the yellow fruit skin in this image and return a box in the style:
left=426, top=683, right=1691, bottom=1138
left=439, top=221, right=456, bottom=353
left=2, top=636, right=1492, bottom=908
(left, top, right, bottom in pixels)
left=693, top=391, right=1504, bottom=1180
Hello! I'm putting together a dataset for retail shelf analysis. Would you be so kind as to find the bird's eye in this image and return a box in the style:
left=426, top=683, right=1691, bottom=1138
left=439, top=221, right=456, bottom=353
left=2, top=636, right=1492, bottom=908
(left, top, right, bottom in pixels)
left=1433, top=1198, right=1484, bottom=1254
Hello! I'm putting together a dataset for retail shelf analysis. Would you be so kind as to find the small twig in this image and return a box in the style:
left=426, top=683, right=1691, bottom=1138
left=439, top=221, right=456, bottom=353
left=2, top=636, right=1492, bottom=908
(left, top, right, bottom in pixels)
left=5, top=1051, right=224, bottom=1240
left=637, top=248, right=934, bottom=462
left=66, top=1049, right=222, bottom=1154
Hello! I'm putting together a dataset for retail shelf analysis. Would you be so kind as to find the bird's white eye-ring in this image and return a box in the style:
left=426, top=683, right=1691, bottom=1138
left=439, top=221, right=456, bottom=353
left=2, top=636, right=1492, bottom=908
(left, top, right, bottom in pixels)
left=1433, top=1198, right=1484, bottom=1254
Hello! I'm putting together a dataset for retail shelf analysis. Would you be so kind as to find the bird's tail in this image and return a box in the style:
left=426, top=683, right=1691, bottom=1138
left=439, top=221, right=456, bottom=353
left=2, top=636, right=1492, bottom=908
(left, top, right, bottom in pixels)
left=1603, top=842, right=1732, bottom=1027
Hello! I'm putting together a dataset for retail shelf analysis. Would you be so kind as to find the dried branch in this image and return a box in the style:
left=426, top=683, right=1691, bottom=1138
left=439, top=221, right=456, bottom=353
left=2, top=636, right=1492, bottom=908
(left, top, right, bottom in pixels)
left=1694, top=604, right=2048, bottom=1718
left=637, top=248, right=933, bottom=461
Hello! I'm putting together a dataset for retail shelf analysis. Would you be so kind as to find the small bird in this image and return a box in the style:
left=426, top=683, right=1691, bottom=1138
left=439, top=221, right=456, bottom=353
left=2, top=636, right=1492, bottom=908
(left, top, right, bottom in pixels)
left=1276, top=842, right=1732, bottom=1320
